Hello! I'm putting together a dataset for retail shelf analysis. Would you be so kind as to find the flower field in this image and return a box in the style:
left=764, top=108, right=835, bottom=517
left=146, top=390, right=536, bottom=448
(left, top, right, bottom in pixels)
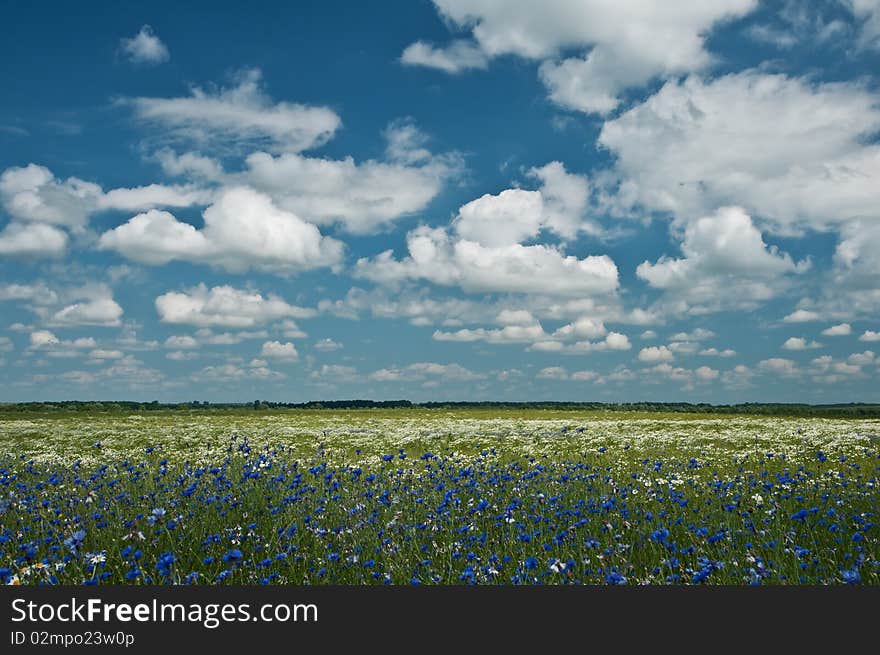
left=1, top=409, right=878, bottom=585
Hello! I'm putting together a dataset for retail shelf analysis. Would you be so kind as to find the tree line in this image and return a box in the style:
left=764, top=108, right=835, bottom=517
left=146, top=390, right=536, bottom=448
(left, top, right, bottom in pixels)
left=2, top=399, right=880, bottom=418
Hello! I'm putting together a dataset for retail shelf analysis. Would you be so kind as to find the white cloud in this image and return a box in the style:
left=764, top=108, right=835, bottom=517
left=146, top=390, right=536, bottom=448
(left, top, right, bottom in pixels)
left=784, top=309, right=822, bottom=323
left=164, top=335, right=199, bottom=350
left=759, top=357, right=799, bottom=377
left=280, top=320, right=307, bottom=339
left=166, top=350, right=199, bottom=361
left=433, top=323, right=547, bottom=345
left=310, top=364, right=358, bottom=380
left=369, top=362, right=484, bottom=382
left=155, top=283, right=314, bottom=327
left=98, top=187, right=343, bottom=273
left=400, top=39, right=489, bottom=73
left=155, top=150, right=224, bottom=180
left=0, top=222, right=68, bottom=258
left=260, top=340, right=300, bottom=363
left=120, top=25, right=170, bottom=65
left=782, top=337, right=822, bottom=350
left=860, top=330, right=880, bottom=342
left=668, top=341, right=699, bottom=355
left=721, top=364, right=754, bottom=390
left=495, top=309, right=537, bottom=326
left=695, top=366, right=720, bottom=381
left=636, top=207, right=808, bottom=313
left=822, top=323, right=852, bottom=336
left=848, top=0, right=880, bottom=48
left=453, top=188, right=544, bottom=247
left=313, top=338, right=343, bottom=352
left=600, top=72, right=880, bottom=231
left=670, top=328, right=714, bottom=341
left=237, top=122, right=459, bottom=234
left=0, top=164, right=211, bottom=238
left=356, top=225, right=618, bottom=297
left=0, top=164, right=100, bottom=228
left=699, top=347, right=736, bottom=358
left=0, top=282, right=58, bottom=305
left=29, top=330, right=59, bottom=348
left=50, top=291, right=123, bottom=327
left=451, top=162, right=593, bottom=246
left=848, top=350, right=875, bottom=366
left=89, top=349, right=124, bottom=360
left=405, top=1, right=757, bottom=113
left=640, top=330, right=657, bottom=340
left=193, top=363, right=285, bottom=382
left=193, top=328, right=268, bottom=345
left=809, top=354, right=865, bottom=382
left=125, top=68, right=340, bottom=153
left=827, top=220, right=880, bottom=317
left=536, top=366, right=569, bottom=380
left=532, top=331, right=631, bottom=356
left=638, top=345, right=673, bottom=363
left=553, top=317, right=606, bottom=341
left=98, top=184, right=212, bottom=212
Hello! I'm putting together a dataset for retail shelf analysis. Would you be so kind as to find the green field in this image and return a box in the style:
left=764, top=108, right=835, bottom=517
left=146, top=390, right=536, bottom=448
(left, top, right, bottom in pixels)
left=1, top=409, right=878, bottom=585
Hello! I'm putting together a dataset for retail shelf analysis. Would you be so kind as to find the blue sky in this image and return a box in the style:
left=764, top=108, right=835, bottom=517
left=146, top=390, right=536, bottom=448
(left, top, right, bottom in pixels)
left=1, top=0, right=880, bottom=403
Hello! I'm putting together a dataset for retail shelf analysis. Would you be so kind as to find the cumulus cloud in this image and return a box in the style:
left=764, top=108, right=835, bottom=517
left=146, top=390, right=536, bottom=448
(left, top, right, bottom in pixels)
left=536, top=366, right=569, bottom=380
left=638, top=346, right=674, bottom=363
left=403, top=1, right=757, bottom=113
left=120, top=25, right=170, bottom=65
left=824, top=221, right=880, bottom=317
left=452, top=161, right=593, bottom=245
left=46, top=286, right=124, bottom=327
left=531, top=331, right=631, bottom=354
left=124, top=68, right=340, bottom=154
left=356, top=225, right=618, bottom=298
left=313, top=338, right=343, bottom=352
left=193, top=363, right=285, bottom=382
left=0, top=164, right=209, bottom=232
left=164, top=335, right=199, bottom=349
left=155, top=284, right=314, bottom=327
left=310, top=364, right=358, bottom=381
left=860, top=330, right=880, bottom=342
left=759, top=357, right=799, bottom=377
left=784, top=309, right=821, bottom=323
left=0, top=164, right=101, bottom=228
left=50, top=298, right=123, bottom=327
left=369, top=362, right=485, bottom=382
left=98, top=186, right=343, bottom=273
left=0, top=222, right=68, bottom=258
left=600, top=72, right=880, bottom=231
left=782, top=337, right=822, bottom=351
left=670, top=328, right=715, bottom=341
left=636, top=207, right=808, bottom=313
left=235, top=121, right=460, bottom=235
left=822, top=323, right=852, bottom=336
left=433, top=323, right=547, bottom=345
left=699, top=347, right=736, bottom=357
left=260, top=340, right=300, bottom=362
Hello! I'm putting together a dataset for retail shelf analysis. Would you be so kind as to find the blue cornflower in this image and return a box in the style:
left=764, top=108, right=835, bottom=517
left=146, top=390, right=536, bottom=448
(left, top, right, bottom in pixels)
left=841, top=569, right=861, bottom=584
left=605, top=571, right=627, bottom=585
left=222, top=548, right=243, bottom=563
left=64, top=530, right=86, bottom=553
left=155, top=552, right=175, bottom=578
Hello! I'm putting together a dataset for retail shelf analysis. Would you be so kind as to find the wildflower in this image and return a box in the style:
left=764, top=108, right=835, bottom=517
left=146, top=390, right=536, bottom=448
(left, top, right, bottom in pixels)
left=222, top=549, right=243, bottom=563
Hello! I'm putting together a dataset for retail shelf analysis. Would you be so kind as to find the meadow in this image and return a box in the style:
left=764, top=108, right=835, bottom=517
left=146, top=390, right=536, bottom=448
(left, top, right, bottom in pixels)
left=1, top=409, right=877, bottom=585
